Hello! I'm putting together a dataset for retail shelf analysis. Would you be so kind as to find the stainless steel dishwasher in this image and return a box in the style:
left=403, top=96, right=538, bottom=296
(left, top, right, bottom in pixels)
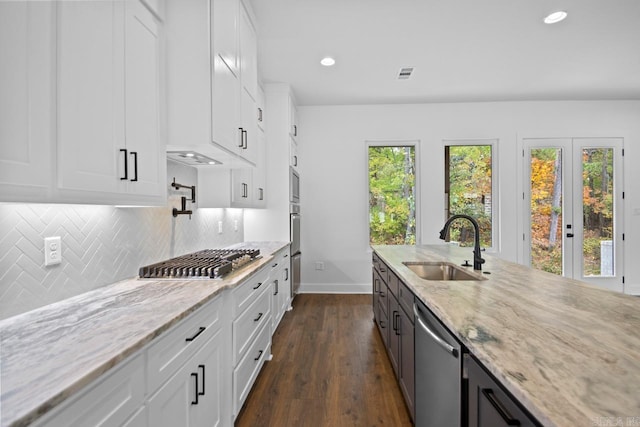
left=414, top=300, right=463, bottom=427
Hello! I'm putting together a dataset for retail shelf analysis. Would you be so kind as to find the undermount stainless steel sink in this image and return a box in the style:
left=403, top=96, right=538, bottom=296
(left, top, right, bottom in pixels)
left=403, top=261, right=486, bottom=281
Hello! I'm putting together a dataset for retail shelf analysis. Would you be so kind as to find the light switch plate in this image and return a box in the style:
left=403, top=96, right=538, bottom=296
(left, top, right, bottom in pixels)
left=44, top=236, right=62, bottom=266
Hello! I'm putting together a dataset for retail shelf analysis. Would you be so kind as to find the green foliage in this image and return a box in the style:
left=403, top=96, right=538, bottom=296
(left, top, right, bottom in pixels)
left=447, top=145, right=492, bottom=247
left=369, top=146, right=416, bottom=245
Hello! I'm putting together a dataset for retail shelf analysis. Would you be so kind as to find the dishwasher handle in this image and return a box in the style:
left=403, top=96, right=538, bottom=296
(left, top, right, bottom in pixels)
left=413, top=303, right=459, bottom=358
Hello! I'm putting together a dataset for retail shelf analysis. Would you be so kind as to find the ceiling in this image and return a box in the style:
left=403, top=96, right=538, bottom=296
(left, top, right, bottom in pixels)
left=248, top=0, right=640, bottom=106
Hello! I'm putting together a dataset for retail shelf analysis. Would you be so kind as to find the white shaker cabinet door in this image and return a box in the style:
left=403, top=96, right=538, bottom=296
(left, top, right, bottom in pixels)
left=124, top=0, right=165, bottom=198
left=56, top=0, right=125, bottom=195
left=0, top=1, right=54, bottom=202
left=147, top=330, right=226, bottom=427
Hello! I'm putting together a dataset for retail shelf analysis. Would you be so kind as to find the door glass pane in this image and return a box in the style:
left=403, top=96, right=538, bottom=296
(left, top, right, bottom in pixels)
left=582, top=148, right=614, bottom=277
left=445, top=145, right=493, bottom=248
left=369, top=146, right=416, bottom=245
left=530, top=148, right=563, bottom=275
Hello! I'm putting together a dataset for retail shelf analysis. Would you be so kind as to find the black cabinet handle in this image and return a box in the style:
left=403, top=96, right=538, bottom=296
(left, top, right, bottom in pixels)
left=198, top=365, right=205, bottom=397
left=274, top=279, right=279, bottom=295
left=481, top=388, right=521, bottom=426
left=253, top=282, right=263, bottom=290
left=191, top=373, right=199, bottom=405
left=238, top=127, right=244, bottom=147
left=293, top=124, right=297, bottom=136
left=185, top=326, right=206, bottom=342
left=272, top=263, right=278, bottom=268
left=258, top=107, right=263, bottom=122
left=395, top=312, right=401, bottom=336
left=284, top=268, right=289, bottom=281
left=566, top=233, right=574, bottom=238
left=254, top=350, right=263, bottom=361
left=259, top=188, right=264, bottom=200
left=254, top=312, right=263, bottom=322
left=120, top=149, right=128, bottom=180
left=242, top=129, right=248, bottom=149
left=392, top=310, right=398, bottom=331
left=130, top=151, right=138, bottom=182
left=380, top=320, right=386, bottom=329
left=293, top=155, right=298, bottom=167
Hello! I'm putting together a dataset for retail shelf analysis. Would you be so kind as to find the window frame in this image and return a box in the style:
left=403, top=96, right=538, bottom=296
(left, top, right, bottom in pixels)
left=443, top=138, right=499, bottom=253
left=366, top=140, right=421, bottom=246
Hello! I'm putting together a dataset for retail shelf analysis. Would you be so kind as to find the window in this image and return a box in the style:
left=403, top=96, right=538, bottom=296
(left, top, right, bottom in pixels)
left=369, top=145, right=416, bottom=245
left=444, top=142, right=496, bottom=249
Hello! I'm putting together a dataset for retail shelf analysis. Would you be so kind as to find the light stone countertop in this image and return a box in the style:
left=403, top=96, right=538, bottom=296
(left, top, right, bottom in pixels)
left=372, top=244, right=640, bottom=427
left=0, top=241, right=289, bottom=427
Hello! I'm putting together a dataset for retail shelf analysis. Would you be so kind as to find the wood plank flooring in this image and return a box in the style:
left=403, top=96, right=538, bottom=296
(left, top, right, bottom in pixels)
left=235, top=294, right=412, bottom=427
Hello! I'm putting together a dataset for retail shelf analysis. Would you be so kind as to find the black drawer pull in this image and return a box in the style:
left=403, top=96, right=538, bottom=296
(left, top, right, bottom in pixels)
left=120, top=149, right=128, bottom=180
left=253, top=282, right=263, bottom=290
left=254, top=312, right=264, bottom=322
left=130, top=151, right=138, bottom=182
left=198, top=365, right=205, bottom=396
left=254, top=350, right=263, bottom=361
left=191, top=373, right=199, bottom=405
left=185, top=326, right=206, bottom=342
left=482, top=388, right=521, bottom=426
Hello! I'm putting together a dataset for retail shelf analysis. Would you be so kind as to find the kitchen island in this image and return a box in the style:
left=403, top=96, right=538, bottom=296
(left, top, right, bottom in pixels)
left=0, top=241, right=289, bottom=427
left=373, top=244, right=640, bottom=427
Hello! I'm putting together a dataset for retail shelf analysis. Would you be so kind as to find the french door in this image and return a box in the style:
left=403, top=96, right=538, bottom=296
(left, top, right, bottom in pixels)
left=523, top=138, right=624, bottom=292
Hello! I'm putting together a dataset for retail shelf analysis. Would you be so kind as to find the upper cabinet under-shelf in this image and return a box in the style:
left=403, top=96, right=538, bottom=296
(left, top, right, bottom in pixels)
left=165, top=0, right=260, bottom=168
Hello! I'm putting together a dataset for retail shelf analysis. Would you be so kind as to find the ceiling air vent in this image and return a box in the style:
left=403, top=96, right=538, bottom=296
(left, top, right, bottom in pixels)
left=397, top=67, right=414, bottom=80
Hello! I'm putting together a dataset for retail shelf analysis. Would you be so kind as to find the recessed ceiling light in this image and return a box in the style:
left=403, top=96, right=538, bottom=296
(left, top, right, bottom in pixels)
left=185, top=153, right=195, bottom=157
left=320, top=57, right=336, bottom=67
left=544, top=10, right=568, bottom=24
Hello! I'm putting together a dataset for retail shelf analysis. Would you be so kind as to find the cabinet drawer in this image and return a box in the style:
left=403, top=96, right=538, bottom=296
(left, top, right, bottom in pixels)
left=398, top=280, right=414, bottom=321
left=467, top=355, right=539, bottom=427
left=147, top=295, right=223, bottom=392
left=232, top=267, right=269, bottom=317
left=233, top=284, right=271, bottom=365
left=233, top=320, right=271, bottom=416
left=387, top=269, right=399, bottom=299
left=34, top=353, right=145, bottom=427
left=372, top=254, right=387, bottom=281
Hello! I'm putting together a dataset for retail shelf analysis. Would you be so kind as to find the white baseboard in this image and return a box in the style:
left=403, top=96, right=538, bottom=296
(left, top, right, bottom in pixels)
left=624, top=283, right=640, bottom=296
left=299, top=282, right=372, bottom=294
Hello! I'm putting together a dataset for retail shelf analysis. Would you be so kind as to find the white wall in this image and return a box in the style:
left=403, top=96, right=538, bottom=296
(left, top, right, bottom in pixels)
left=0, top=161, right=245, bottom=320
left=297, top=100, right=640, bottom=294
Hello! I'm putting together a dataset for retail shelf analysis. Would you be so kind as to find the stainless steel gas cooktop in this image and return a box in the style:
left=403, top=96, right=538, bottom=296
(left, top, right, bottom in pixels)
left=138, top=248, right=261, bottom=279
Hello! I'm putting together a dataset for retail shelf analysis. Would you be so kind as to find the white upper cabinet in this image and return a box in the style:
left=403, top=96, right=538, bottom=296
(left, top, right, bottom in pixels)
left=56, top=0, right=123, bottom=196
left=0, top=1, right=55, bottom=202
left=239, top=4, right=257, bottom=101
left=212, top=0, right=239, bottom=77
left=124, top=0, right=165, bottom=198
left=166, top=0, right=258, bottom=167
left=56, top=0, right=166, bottom=205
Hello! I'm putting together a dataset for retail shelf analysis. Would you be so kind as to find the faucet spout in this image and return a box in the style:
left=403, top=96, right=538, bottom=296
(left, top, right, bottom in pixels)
left=439, top=214, right=485, bottom=270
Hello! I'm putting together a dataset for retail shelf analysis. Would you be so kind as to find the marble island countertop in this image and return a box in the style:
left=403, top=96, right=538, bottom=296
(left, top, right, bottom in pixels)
left=373, top=244, right=640, bottom=427
left=0, top=241, right=289, bottom=427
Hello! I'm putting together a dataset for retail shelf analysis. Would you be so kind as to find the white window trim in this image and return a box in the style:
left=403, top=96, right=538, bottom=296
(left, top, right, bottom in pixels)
left=443, top=138, right=500, bottom=253
left=366, top=140, right=421, bottom=246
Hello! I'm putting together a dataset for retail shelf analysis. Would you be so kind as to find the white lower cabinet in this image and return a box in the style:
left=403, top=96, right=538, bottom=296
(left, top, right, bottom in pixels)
left=233, top=320, right=271, bottom=416
left=270, top=248, right=291, bottom=333
left=30, top=250, right=294, bottom=427
left=147, top=329, right=225, bottom=427
left=32, top=353, right=146, bottom=427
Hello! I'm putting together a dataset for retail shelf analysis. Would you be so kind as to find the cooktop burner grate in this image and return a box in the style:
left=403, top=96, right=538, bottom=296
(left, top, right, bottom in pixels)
left=139, top=248, right=261, bottom=279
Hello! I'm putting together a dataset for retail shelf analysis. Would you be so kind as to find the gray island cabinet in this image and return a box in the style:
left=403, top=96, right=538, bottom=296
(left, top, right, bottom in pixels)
left=372, top=244, right=640, bottom=427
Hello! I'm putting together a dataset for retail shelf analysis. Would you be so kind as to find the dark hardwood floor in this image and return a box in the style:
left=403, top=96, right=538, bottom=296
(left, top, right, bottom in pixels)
left=235, top=294, right=412, bottom=427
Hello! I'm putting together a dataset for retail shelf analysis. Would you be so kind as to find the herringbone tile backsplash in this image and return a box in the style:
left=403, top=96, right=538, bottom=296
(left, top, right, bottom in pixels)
left=0, top=163, right=244, bottom=320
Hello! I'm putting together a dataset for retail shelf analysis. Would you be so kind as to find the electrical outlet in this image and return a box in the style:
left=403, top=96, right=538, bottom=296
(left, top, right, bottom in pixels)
left=218, top=221, right=223, bottom=234
left=44, top=236, right=62, bottom=266
left=234, top=220, right=238, bottom=232
left=315, top=262, right=325, bottom=271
